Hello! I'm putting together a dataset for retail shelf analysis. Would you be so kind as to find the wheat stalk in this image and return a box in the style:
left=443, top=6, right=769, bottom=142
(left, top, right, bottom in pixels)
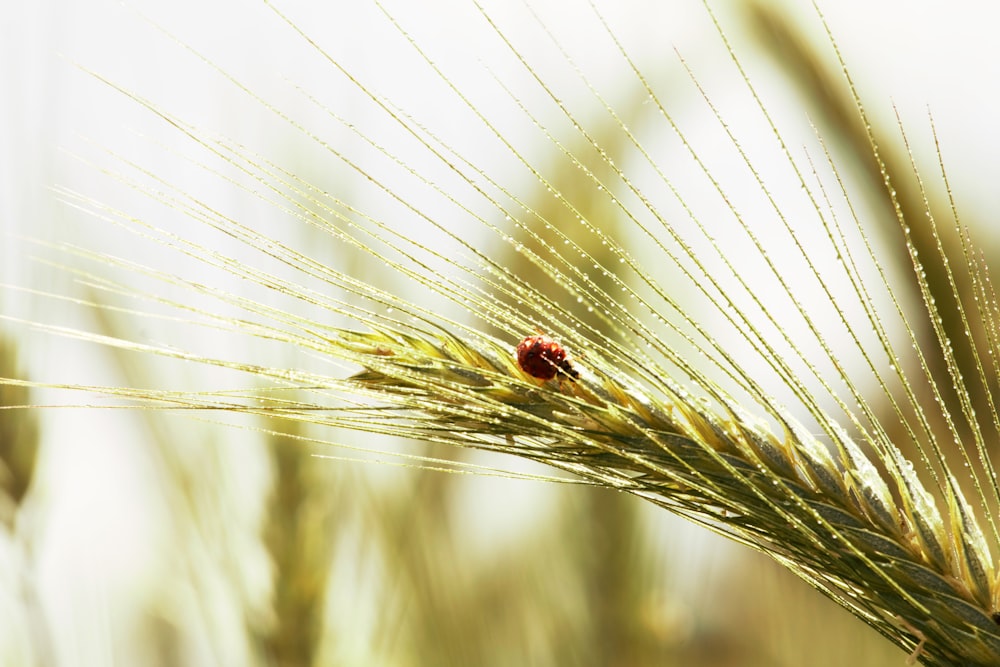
left=0, top=337, right=52, bottom=666
left=4, top=0, right=1000, bottom=664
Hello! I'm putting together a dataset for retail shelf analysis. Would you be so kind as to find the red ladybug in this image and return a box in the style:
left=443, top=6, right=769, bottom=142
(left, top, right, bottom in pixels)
left=516, top=334, right=579, bottom=381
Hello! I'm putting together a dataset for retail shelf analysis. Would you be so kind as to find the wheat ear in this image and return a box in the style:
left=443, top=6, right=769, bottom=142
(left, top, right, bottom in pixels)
left=323, top=320, right=998, bottom=666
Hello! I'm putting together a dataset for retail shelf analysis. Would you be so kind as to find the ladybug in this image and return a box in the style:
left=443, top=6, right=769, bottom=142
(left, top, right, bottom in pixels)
left=516, top=334, right=579, bottom=381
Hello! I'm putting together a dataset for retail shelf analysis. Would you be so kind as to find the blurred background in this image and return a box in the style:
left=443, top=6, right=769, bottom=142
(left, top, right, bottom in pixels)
left=2, top=0, right=999, bottom=665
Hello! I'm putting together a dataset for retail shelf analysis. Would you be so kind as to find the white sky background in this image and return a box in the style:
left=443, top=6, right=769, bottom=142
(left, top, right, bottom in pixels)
left=2, top=0, right=1000, bottom=665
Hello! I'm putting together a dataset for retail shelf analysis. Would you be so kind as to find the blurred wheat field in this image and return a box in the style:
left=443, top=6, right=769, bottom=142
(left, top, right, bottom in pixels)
left=3, top=1, right=1000, bottom=665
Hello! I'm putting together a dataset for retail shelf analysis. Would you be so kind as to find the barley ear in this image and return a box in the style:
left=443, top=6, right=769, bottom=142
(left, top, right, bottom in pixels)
left=327, top=323, right=1000, bottom=665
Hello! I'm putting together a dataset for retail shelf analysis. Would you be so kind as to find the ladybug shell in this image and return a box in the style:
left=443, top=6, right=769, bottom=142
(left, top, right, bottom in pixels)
left=516, top=335, right=578, bottom=381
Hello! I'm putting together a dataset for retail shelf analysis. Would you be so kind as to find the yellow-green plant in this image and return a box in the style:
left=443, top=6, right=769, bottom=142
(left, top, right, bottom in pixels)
left=6, top=1, right=1000, bottom=664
